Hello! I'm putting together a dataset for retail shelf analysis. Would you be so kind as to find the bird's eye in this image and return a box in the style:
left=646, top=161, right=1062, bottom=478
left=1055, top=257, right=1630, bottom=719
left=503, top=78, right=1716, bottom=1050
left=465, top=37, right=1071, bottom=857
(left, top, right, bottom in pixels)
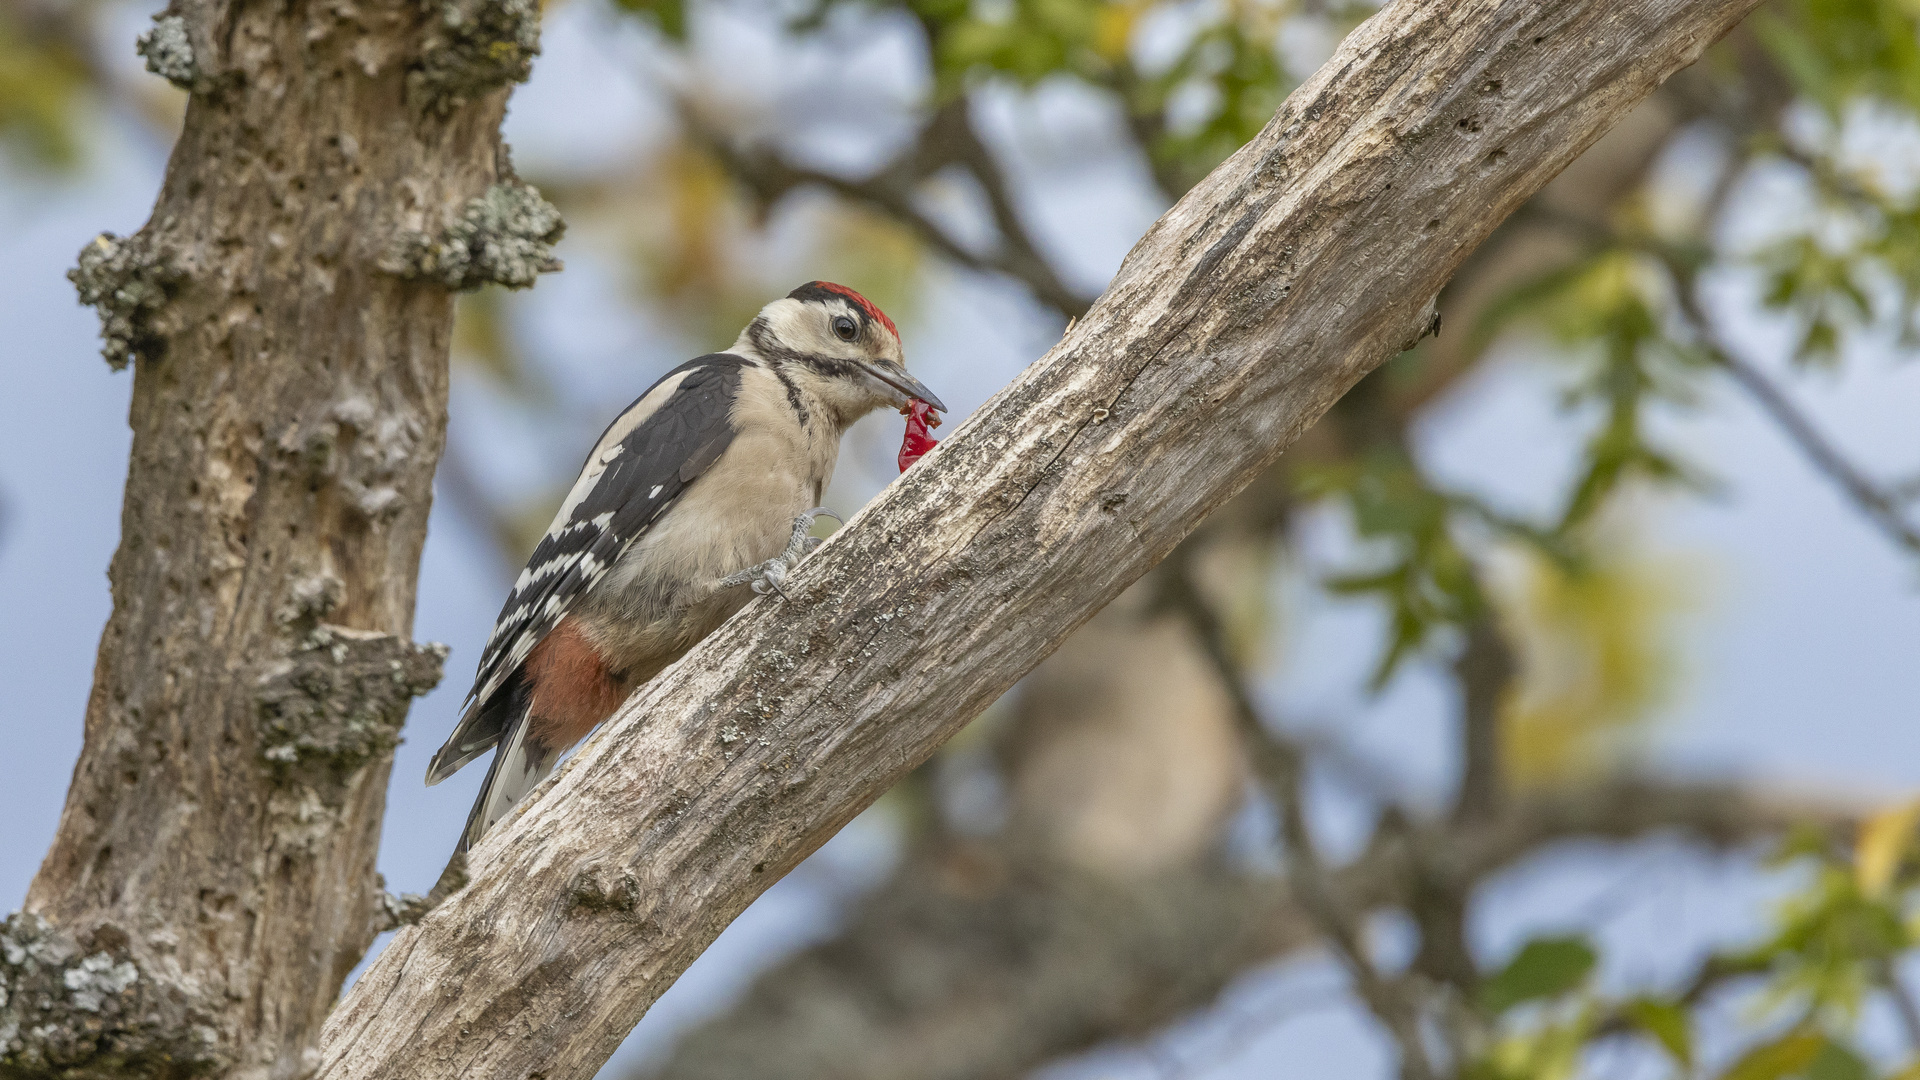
left=832, top=315, right=859, bottom=342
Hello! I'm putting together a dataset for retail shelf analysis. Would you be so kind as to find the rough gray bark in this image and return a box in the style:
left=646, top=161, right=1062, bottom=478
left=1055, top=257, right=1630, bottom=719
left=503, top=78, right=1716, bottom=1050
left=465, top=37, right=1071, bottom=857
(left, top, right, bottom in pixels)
left=316, top=1, right=1771, bottom=1077
left=3, top=0, right=555, bottom=1076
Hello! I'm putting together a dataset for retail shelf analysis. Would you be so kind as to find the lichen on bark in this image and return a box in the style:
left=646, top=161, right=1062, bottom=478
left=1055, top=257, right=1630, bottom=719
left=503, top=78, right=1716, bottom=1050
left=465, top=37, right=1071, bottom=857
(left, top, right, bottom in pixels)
left=383, top=181, right=564, bottom=291
left=0, top=914, right=220, bottom=1080
left=67, top=233, right=180, bottom=371
left=283, top=397, right=435, bottom=521
left=254, top=625, right=448, bottom=781
left=134, top=16, right=197, bottom=91
left=412, top=0, right=541, bottom=113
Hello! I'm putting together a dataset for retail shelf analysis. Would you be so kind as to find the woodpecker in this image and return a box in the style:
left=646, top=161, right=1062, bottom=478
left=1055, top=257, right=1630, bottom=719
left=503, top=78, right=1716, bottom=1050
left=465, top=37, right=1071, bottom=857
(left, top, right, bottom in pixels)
left=426, top=282, right=944, bottom=851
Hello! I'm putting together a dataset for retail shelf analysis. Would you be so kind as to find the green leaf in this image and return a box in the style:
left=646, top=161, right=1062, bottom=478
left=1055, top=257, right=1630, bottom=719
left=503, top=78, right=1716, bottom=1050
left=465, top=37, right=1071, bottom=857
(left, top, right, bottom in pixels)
left=1298, top=452, right=1493, bottom=689
left=1625, top=997, right=1693, bottom=1069
left=1714, top=1034, right=1869, bottom=1080
left=1479, top=936, right=1597, bottom=1015
left=0, top=6, right=91, bottom=169
left=1756, top=0, right=1920, bottom=116
left=1719, top=1032, right=1823, bottom=1080
left=1806, top=1040, right=1872, bottom=1080
left=611, top=0, right=689, bottom=39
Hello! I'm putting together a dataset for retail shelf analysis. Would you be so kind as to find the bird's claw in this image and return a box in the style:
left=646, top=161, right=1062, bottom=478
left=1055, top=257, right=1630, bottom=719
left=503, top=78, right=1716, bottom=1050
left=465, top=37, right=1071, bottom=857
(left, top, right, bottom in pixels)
left=721, top=508, right=840, bottom=601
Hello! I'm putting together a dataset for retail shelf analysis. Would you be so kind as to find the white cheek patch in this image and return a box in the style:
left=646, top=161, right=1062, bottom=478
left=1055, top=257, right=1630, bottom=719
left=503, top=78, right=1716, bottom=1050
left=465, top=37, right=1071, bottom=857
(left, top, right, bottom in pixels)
left=770, top=299, right=851, bottom=356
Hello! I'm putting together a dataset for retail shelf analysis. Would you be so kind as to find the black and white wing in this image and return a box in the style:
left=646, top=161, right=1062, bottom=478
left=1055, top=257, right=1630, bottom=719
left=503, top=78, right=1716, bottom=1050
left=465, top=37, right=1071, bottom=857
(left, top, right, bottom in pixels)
left=424, top=353, right=748, bottom=785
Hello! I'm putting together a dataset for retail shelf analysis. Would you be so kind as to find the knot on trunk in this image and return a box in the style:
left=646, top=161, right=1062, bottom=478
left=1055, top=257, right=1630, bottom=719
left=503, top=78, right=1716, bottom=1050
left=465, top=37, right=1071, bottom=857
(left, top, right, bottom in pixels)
left=382, top=182, right=564, bottom=292
left=255, top=625, right=448, bottom=783
left=134, top=15, right=198, bottom=91
left=278, top=398, right=431, bottom=521
left=567, top=864, right=643, bottom=917
left=68, top=233, right=182, bottom=371
left=411, top=0, right=541, bottom=113
left=0, top=913, right=222, bottom=1079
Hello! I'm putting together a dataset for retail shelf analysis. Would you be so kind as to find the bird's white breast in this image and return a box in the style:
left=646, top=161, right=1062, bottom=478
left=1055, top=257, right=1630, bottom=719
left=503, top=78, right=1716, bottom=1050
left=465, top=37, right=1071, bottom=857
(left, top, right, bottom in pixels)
left=580, top=363, right=840, bottom=671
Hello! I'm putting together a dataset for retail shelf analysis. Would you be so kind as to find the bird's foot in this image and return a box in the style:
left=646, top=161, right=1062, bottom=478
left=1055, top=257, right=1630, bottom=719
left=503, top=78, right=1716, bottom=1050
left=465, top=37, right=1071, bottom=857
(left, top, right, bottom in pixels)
left=721, top=508, right=841, bottom=600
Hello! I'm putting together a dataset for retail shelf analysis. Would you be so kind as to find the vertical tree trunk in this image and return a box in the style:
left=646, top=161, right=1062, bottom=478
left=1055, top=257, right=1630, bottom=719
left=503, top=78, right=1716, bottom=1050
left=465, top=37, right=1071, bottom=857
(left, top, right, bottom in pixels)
left=2, top=0, right=556, bottom=1075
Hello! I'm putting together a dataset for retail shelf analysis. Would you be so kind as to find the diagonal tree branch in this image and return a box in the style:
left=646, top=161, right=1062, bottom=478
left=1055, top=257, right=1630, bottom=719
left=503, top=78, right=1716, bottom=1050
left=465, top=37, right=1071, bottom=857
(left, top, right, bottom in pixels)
left=1703, top=335, right=1920, bottom=556
left=317, top=2, right=1777, bottom=1076
left=1653, top=245, right=1920, bottom=557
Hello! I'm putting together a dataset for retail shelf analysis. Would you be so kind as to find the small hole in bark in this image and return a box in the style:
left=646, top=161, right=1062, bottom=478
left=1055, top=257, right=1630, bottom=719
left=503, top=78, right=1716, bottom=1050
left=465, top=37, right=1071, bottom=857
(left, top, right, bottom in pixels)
left=1425, top=218, right=1441, bottom=233
left=1483, top=149, right=1508, bottom=170
left=752, top=862, right=766, bottom=874
left=1481, top=78, right=1502, bottom=93
left=1457, top=116, right=1483, bottom=133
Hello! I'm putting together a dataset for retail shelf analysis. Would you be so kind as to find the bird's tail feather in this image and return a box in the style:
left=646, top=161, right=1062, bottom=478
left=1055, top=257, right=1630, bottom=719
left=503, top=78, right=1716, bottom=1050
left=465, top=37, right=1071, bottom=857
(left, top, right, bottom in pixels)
left=426, top=669, right=527, bottom=787
left=456, top=699, right=560, bottom=853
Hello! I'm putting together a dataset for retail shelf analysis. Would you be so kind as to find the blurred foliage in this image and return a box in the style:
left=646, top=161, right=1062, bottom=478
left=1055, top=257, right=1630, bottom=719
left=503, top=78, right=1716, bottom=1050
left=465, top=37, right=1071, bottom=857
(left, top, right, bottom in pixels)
left=1757, top=0, right=1920, bottom=117
left=613, top=0, right=1370, bottom=192
left=623, top=141, right=774, bottom=343
left=899, top=0, right=1368, bottom=190
left=1479, top=937, right=1599, bottom=1017
left=1294, top=0, right=1920, bottom=770
left=527, top=142, right=924, bottom=355
left=0, top=5, right=91, bottom=169
left=1495, top=537, right=1689, bottom=786
left=1515, top=248, right=1715, bottom=525
left=1720, top=2, right=1920, bottom=356
left=1470, top=809, right=1920, bottom=1080
left=1297, top=451, right=1487, bottom=690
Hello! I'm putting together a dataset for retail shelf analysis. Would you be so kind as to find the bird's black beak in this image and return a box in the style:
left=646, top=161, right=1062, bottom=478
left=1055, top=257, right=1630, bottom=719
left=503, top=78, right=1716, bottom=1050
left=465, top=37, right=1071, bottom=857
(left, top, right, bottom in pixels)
left=859, top=361, right=947, bottom=414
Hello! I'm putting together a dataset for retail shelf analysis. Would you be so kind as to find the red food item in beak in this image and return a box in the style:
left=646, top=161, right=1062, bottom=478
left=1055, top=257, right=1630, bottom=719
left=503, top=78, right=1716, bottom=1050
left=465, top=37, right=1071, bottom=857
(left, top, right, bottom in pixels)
left=898, top=398, right=941, bottom=472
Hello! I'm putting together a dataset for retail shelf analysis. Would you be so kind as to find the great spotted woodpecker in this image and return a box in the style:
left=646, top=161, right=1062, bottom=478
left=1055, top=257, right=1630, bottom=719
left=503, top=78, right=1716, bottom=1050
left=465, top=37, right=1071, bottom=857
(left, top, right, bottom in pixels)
left=426, top=282, right=944, bottom=851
